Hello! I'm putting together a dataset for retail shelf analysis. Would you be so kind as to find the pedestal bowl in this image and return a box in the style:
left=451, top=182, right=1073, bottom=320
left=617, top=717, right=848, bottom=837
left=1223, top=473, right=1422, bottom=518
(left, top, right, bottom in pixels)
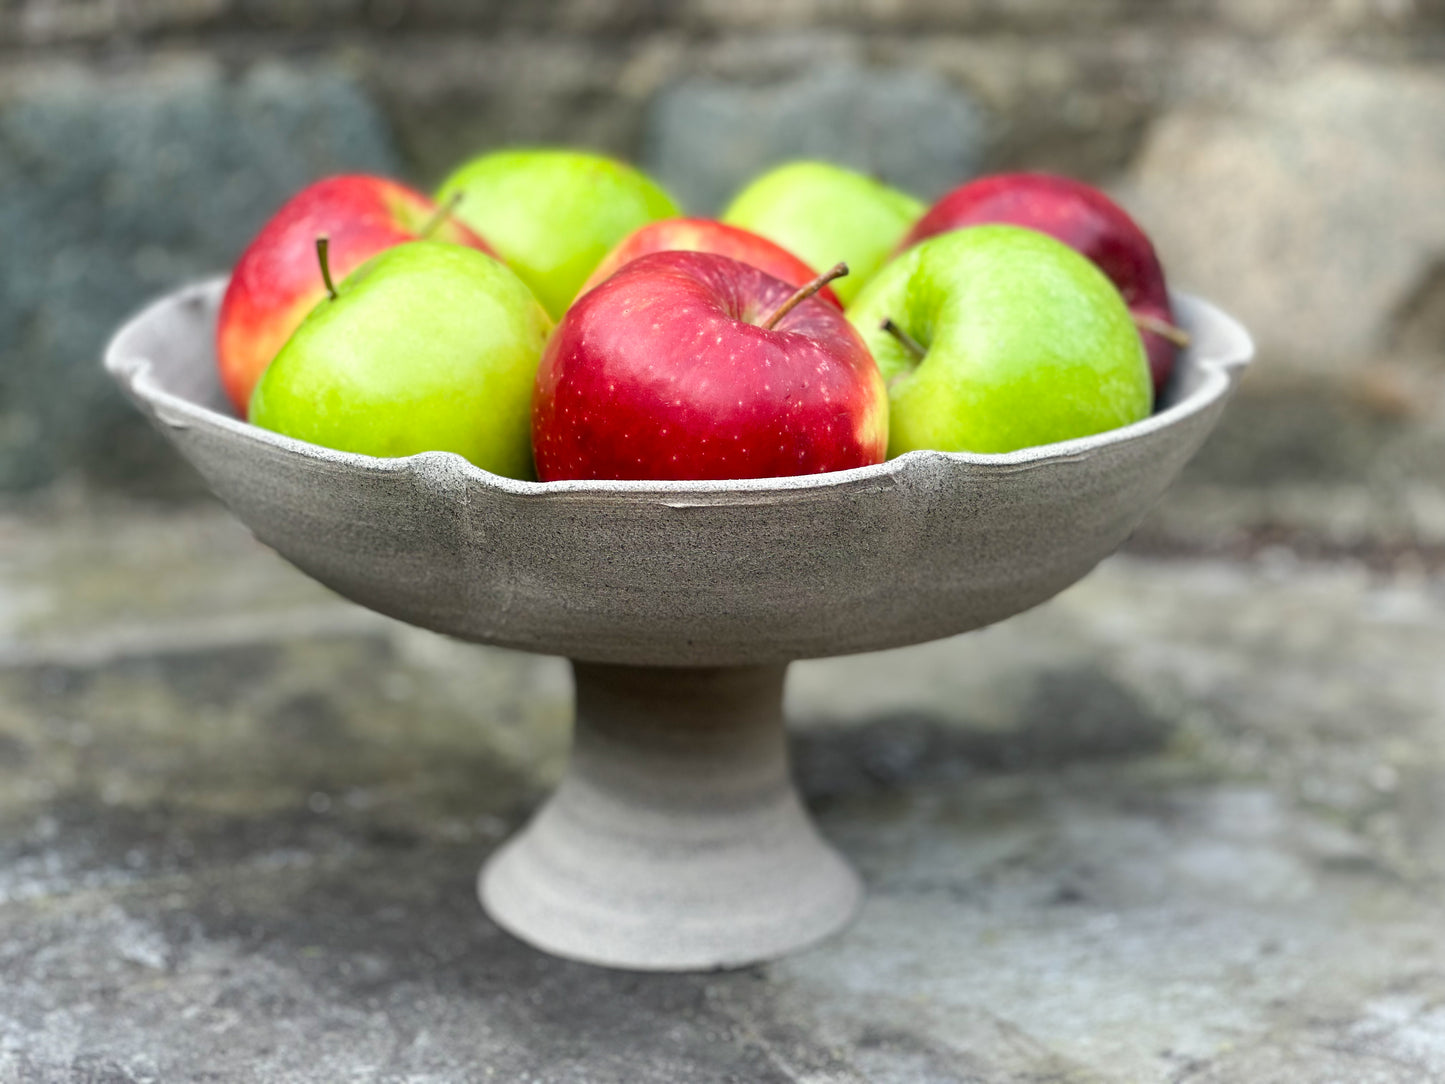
left=105, top=278, right=1252, bottom=971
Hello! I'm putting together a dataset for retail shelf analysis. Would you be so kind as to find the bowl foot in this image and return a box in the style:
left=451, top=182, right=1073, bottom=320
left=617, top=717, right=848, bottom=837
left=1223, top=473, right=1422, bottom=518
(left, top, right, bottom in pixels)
left=480, top=661, right=861, bottom=971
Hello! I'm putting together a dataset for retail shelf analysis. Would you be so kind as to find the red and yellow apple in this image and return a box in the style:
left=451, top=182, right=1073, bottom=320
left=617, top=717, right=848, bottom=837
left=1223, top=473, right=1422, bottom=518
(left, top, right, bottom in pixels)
left=578, top=218, right=842, bottom=308
left=217, top=174, right=495, bottom=414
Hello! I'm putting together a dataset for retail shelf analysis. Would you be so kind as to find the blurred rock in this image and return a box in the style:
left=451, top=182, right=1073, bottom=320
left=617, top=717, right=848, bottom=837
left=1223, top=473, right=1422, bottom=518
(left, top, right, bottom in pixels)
left=0, top=1, right=1442, bottom=533
left=5, top=0, right=1441, bottom=44
left=0, top=57, right=401, bottom=494
left=643, top=62, right=987, bottom=213
left=1128, top=371, right=1445, bottom=559
left=1118, top=57, right=1445, bottom=552
left=1126, top=60, right=1445, bottom=378
left=369, top=37, right=643, bottom=186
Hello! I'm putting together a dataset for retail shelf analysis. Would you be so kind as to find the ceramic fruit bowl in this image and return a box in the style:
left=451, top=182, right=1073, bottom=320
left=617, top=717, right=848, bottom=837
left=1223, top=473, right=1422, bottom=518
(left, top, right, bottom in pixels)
left=104, top=277, right=1253, bottom=971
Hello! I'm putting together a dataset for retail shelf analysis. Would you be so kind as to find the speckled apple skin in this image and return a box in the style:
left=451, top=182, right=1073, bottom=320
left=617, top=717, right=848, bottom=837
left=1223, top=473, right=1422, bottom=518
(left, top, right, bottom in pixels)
left=217, top=174, right=495, bottom=415
left=577, top=218, right=843, bottom=308
left=849, top=225, right=1153, bottom=458
left=533, top=251, right=886, bottom=482
left=900, top=172, right=1179, bottom=394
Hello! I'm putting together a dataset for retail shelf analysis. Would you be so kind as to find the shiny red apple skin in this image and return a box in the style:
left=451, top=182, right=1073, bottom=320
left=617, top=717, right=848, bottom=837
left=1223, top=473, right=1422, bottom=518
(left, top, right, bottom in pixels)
left=217, top=174, right=496, bottom=414
left=533, top=251, right=887, bottom=482
left=577, top=218, right=842, bottom=308
left=900, top=173, right=1177, bottom=393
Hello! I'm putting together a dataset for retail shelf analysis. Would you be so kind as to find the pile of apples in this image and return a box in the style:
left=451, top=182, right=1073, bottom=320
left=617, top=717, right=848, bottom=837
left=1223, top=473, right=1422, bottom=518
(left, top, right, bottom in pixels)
left=220, top=150, right=1184, bottom=482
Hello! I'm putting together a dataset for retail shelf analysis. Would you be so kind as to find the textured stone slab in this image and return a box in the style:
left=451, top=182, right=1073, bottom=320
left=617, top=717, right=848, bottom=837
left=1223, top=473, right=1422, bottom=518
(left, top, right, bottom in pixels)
left=2, top=501, right=1444, bottom=1080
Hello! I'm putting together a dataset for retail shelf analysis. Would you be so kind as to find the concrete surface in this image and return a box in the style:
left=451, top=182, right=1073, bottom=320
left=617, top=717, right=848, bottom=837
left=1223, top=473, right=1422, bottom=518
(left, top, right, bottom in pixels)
left=2, top=492, right=1443, bottom=1081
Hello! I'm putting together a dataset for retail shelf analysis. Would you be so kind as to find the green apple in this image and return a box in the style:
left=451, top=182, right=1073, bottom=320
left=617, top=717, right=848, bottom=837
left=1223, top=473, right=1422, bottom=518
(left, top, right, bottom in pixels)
left=249, top=241, right=551, bottom=479
left=847, top=224, right=1152, bottom=456
left=436, top=148, right=680, bottom=320
left=721, top=161, right=924, bottom=306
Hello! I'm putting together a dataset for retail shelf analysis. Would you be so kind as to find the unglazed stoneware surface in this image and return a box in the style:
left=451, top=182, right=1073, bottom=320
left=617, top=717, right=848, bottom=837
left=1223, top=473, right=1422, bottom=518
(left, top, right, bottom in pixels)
left=104, top=278, right=1252, bottom=669
left=104, top=278, right=1252, bottom=970
left=481, top=663, right=862, bottom=970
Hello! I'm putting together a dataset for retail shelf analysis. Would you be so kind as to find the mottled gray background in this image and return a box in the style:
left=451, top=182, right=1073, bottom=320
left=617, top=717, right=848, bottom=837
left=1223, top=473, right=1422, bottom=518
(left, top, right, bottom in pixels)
left=3, top=3, right=1445, bottom=1082
left=2, top=0, right=1443, bottom=513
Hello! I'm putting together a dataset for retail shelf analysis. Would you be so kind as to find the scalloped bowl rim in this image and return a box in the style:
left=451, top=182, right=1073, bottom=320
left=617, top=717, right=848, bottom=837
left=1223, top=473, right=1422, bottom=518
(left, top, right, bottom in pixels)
left=105, top=276, right=1253, bottom=498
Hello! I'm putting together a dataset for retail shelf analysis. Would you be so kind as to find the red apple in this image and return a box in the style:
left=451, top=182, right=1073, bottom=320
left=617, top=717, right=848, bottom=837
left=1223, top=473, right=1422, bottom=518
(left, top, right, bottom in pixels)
left=899, top=173, right=1182, bottom=393
left=216, top=174, right=496, bottom=414
left=577, top=218, right=842, bottom=308
left=532, top=251, right=886, bottom=481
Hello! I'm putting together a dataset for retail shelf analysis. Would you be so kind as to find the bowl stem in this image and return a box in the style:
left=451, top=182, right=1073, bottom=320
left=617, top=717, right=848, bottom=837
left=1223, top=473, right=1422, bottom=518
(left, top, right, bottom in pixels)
left=479, top=661, right=861, bottom=971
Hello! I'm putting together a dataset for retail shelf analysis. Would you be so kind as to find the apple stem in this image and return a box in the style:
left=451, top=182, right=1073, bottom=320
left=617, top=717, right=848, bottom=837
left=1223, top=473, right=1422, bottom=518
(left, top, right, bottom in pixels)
left=759, top=262, right=849, bottom=330
left=419, top=192, right=463, bottom=240
left=1133, top=312, right=1191, bottom=348
left=316, top=234, right=338, bottom=301
left=880, top=318, right=927, bottom=361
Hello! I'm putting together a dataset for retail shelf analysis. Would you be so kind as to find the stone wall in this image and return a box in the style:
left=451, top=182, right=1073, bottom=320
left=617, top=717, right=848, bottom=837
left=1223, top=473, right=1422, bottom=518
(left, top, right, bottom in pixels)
left=3, top=0, right=1443, bottom=527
